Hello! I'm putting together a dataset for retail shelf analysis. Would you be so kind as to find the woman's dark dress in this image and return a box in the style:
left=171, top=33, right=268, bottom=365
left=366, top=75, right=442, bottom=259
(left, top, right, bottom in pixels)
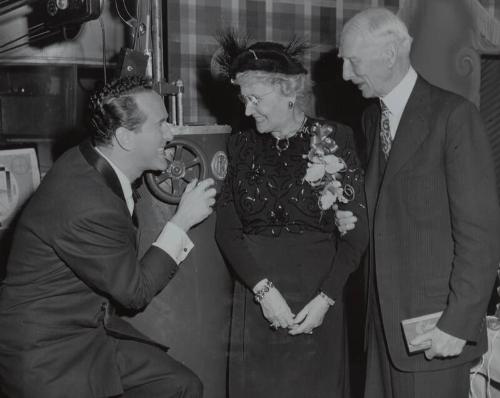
left=215, top=117, right=368, bottom=398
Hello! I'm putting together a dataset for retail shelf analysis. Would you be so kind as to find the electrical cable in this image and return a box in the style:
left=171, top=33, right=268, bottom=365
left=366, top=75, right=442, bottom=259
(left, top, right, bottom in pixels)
left=99, top=16, right=107, bottom=85
left=0, top=0, right=30, bottom=17
left=131, top=0, right=140, bottom=50
left=0, top=0, right=33, bottom=7
left=0, top=29, right=58, bottom=54
left=0, top=0, right=23, bottom=5
left=27, top=22, right=45, bottom=31
left=114, top=0, right=134, bottom=28
left=0, top=23, right=44, bottom=49
left=121, top=0, right=134, bottom=21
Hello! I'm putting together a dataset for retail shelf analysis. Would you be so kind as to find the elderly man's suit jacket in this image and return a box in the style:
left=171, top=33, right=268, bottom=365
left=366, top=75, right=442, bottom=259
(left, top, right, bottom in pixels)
left=364, top=77, right=500, bottom=372
left=0, top=140, right=179, bottom=398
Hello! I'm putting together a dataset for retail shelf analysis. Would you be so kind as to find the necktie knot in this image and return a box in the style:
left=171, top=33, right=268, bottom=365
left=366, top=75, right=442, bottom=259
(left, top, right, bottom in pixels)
left=380, top=100, right=392, bottom=159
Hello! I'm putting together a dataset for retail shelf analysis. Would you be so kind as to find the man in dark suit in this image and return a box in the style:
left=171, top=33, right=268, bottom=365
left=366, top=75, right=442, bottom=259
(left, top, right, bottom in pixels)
left=0, top=76, right=216, bottom=398
left=336, top=7, right=500, bottom=398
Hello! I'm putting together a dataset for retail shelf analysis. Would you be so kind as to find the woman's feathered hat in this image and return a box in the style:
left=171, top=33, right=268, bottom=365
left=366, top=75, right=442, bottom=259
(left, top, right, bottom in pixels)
left=213, top=29, right=309, bottom=80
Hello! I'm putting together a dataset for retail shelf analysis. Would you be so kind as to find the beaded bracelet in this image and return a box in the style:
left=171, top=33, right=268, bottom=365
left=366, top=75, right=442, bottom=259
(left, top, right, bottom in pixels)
left=254, top=280, right=274, bottom=303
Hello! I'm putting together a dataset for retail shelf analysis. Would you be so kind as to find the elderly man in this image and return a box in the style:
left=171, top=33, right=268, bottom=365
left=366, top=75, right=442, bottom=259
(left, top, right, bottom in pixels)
left=0, top=76, right=215, bottom=398
left=337, top=7, right=500, bottom=398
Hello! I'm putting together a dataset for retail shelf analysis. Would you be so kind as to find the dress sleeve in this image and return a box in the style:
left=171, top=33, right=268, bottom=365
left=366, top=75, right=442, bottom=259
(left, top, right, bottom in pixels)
left=215, top=133, right=269, bottom=290
left=320, top=124, right=369, bottom=301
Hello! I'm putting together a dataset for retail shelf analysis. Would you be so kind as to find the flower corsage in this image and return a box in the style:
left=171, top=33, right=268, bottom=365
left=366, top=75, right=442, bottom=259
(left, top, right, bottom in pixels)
left=303, top=122, right=355, bottom=211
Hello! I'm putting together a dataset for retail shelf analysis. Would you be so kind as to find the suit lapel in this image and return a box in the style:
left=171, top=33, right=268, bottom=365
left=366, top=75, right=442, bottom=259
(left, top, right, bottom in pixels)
left=380, top=77, right=431, bottom=189
left=79, top=139, right=127, bottom=204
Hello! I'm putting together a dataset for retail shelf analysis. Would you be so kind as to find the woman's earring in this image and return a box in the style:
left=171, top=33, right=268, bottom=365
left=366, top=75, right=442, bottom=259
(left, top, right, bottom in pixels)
left=288, top=101, right=294, bottom=109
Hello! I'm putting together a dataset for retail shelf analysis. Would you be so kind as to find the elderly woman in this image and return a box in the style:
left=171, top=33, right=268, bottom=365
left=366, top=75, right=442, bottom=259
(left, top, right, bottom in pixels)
left=215, top=35, right=368, bottom=398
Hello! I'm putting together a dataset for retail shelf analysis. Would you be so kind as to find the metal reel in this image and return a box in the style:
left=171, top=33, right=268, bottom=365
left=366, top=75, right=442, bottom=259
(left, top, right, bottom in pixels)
left=145, top=138, right=208, bottom=204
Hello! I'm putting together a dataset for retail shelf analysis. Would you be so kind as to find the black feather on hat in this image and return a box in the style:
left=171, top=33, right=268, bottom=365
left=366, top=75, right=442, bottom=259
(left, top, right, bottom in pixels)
left=214, top=29, right=309, bottom=79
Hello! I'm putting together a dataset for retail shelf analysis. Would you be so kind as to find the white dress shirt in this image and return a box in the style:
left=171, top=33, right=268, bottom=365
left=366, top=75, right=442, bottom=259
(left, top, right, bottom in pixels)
left=380, top=66, right=418, bottom=140
left=95, top=147, right=193, bottom=265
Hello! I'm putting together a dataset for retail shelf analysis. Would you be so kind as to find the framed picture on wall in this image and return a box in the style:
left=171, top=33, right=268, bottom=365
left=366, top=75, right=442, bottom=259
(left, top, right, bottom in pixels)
left=0, top=147, right=40, bottom=231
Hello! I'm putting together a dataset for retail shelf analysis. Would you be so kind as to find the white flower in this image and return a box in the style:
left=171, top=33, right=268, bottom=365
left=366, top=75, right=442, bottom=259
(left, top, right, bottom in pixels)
left=304, top=163, right=326, bottom=183
left=303, top=122, right=355, bottom=214
left=310, top=155, right=323, bottom=164
left=319, top=189, right=337, bottom=210
left=324, top=155, right=345, bottom=174
left=326, top=180, right=348, bottom=203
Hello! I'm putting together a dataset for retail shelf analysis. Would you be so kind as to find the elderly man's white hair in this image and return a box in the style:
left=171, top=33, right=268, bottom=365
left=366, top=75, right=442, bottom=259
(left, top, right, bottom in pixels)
left=341, top=7, right=412, bottom=54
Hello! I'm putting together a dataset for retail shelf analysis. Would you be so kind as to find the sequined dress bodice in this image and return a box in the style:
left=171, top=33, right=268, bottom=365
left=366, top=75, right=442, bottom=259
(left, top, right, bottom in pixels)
left=219, top=118, right=356, bottom=237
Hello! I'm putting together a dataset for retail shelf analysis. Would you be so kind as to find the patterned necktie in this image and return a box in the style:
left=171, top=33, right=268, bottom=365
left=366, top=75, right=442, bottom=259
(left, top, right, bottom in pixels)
left=380, top=100, right=392, bottom=160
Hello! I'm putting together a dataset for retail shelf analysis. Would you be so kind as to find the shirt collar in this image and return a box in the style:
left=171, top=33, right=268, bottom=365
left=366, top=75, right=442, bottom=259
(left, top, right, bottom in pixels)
left=381, top=65, right=417, bottom=117
left=94, top=147, right=134, bottom=211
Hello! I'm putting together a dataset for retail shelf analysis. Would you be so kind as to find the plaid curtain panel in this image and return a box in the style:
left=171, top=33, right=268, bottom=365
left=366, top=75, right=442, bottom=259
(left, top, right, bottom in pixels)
left=166, top=0, right=401, bottom=124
